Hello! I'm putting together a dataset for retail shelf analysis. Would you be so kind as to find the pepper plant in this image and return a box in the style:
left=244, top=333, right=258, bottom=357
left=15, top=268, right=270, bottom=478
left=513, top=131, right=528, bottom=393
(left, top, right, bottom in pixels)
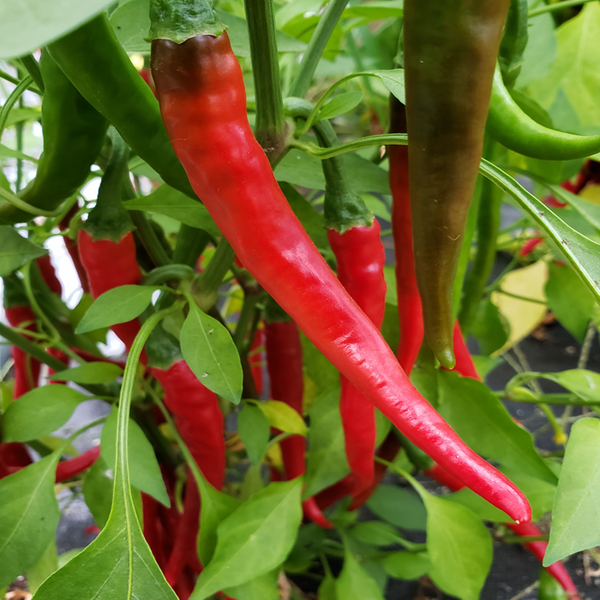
left=0, top=0, right=600, bottom=598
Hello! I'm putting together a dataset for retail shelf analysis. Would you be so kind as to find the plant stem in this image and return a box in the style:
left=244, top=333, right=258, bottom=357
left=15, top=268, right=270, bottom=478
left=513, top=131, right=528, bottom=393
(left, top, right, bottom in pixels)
left=18, top=54, right=44, bottom=93
left=244, top=0, right=288, bottom=162
left=289, top=0, right=348, bottom=98
left=0, top=75, right=32, bottom=138
left=172, top=225, right=211, bottom=267
left=529, top=0, right=595, bottom=17
left=130, top=210, right=172, bottom=267
left=192, top=239, right=236, bottom=311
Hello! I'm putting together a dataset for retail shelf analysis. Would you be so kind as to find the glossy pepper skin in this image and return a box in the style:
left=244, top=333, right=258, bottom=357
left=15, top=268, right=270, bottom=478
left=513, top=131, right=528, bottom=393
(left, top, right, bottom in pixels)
left=0, top=50, right=108, bottom=225
left=151, top=30, right=530, bottom=523
left=328, top=222, right=386, bottom=496
left=389, top=96, right=423, bottom=375
left=265, top=319, right=332, bottom=528
left=487, top=66, right=600, bottom=160
left=404, top=0, right=510, bottom=369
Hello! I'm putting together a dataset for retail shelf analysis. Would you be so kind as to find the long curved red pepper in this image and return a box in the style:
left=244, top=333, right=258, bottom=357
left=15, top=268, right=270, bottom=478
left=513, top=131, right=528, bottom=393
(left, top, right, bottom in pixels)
left=389, top=97, right=423, bottom=376
left=328, top=221, right=386, bottom=497
left=151, top=30, right=530, bottom=523
left=265, top=319, right=332, bottom=529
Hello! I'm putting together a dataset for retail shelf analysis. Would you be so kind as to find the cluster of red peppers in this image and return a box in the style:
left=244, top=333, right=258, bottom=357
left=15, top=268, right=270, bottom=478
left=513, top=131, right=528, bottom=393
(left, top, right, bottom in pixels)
left=1, top=0, right=592, bottom=596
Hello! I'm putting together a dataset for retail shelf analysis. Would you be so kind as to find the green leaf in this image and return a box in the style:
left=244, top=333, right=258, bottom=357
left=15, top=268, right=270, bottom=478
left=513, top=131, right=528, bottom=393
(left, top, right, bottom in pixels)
left=538, top=566, right=568, bottom=600
left=366, top=485, right=427, bottom=531
left=256, top=400, right=307, bottom=436
left=342, top=1, right=403, bottom=19
left=75, top=285, right=156, bottom=333
left=509, top=369, right=600, bottom=404
left=238, top=404, right=270, bottom=465
left=335, top=541, right=384, bottom=600
left=383, top=551, right=430, bottom=580
left=275, top=149, right=391, bottom=195
left=369, top=69, right=405, bottom=104
left=545, top=262, right=595, bottom=342
left=196, top=474, right=240, bottom=566
left=544, top=418, right=600, bottom=565
left=123, top=185, right=220, bottom=238
left=501, top=469, right=556, bottom=521
left=304, top=387, right=350, bottom=497
left=0, top=227, right=47, bottom=276
left=1, top=385, right=87, bottom=442
left=191, top=479, right=303, bottom=600
left=423, top=494, right=493, bottom=600
left=48, top=362, right=123, bottom=385
left=318, top=573, right=338, bottom=600
left=101, top=410, right=170, bottom=507
left=82, top=457, right=114, bottom=530
left=0, top=452, right=61, bottom=587
left=27, top=541, right=58, bottom=594
left=445, top=488, right=510, bottom=523
left=437, top=370, right=557, bottom=484
left=319, top=91, right=364, bottom=121
left=299, top=333, right=339, bottom=403
left=350, top=521, right=403, bottom=547
left=180, top=302, right=243, bottom=404
left=221, top=569, right=280, bottom=600
left=0, top=143, right=37, bottom=162
left=0, top=0, right=112, bottom=58
left=482, top=161, right=600, bottom=307
left=109, top=0, right=151, bottom=52
left=469, top=296, right=509, bottom=356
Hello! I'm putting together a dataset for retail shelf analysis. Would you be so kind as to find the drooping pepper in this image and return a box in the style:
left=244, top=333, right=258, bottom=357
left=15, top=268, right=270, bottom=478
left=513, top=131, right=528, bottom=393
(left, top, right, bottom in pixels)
left=77, top=129, right=144, bottom=353
left=264, top=310, right=332, bottom=528
left=0, top=50, right=108, bottom=225
left=149, top=1, right=530, bottom=523
left=286, top=97, right=386, bottom=498
left=403, top=0, right=511, bottom=369
left=59, top=203, right=90, bottom=294
left=389, top=96, right=423, bottom=375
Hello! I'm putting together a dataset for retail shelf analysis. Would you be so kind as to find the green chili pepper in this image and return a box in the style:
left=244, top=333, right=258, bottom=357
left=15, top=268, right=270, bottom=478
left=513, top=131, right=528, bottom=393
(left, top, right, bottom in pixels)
left=487, top=65, right=600, bottom=159
left=403, top=0, right=510, bottom=369
left=46, top=14, right=195, bottom=200
left=0, top=50, right=107, bottom=224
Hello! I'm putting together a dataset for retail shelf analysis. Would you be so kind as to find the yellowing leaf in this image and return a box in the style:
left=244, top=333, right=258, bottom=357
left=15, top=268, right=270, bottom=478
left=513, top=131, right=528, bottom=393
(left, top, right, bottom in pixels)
left=492, top=260, right=548, bottom=355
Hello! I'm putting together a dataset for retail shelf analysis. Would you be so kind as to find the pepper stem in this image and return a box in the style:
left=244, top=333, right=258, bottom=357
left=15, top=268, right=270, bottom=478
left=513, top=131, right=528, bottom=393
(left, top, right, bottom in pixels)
left=244, top=0, right=288, bottom=163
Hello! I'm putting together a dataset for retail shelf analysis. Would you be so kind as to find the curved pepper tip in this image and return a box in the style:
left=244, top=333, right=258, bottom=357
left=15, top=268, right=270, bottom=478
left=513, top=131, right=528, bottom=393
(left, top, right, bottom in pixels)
left=436, top=347, right=456, bottom=370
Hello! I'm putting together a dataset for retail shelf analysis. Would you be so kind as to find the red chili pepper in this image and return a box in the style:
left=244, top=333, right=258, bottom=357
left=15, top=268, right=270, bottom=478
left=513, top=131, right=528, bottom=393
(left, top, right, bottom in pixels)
left=151, top=26, right=530, bottom=523
left=152, top=360, right=226, bottom=490
left=5, top=304, right=41, bottom=398
left=248, top=324, right=264, bottom=397
left=0, top=442, right=32, bottom=478
left=142, top=492, right=168, bottom=570
left=519, top=237, right=544, bottom=258
left=447, top=322, right=480, bottom=381
left=78, top=232, right=145, bottom=352
left=37, top=255, right=63, bottom=296
left=265, top=318, right=333, bottom=528
left=389, top=97, right=423, bottom=376
left=328, top=221, right=386, bottom=497
left=55, top=446, right=101, bottom=482
left=59, top=204, right=90, bottom=294
left=164, top=469, right=201, bottom=586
